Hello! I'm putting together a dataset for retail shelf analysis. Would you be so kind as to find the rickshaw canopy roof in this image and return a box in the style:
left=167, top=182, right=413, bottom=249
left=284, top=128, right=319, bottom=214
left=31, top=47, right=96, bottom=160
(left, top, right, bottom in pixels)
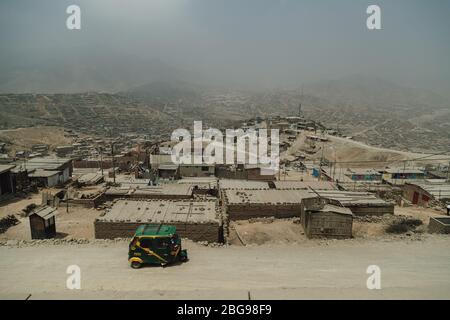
left=134, top=224, right=176, bottom=238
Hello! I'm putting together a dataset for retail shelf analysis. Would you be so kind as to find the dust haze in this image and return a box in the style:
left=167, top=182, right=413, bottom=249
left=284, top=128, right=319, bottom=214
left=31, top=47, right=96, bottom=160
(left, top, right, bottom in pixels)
left=1, top=0, right=450, bottom=96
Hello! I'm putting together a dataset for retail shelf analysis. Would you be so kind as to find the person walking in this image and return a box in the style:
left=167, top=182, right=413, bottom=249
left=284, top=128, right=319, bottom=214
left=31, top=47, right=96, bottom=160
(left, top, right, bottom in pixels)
left=447, top=204, right=450, bottom=216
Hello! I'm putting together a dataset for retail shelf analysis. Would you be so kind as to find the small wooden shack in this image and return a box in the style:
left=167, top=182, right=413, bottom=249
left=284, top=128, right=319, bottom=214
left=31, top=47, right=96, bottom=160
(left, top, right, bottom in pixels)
left=302, top=204, right=353, bottom=239
left=29, top=206, right=57, bottom=239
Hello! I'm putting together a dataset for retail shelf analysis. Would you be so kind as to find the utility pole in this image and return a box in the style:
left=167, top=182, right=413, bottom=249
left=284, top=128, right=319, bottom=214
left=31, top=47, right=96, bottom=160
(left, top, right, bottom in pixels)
left=100, top=147, right=104, bottom=176
left=111, top=143, right=116, bottom=184
left=402, top=160, right=408, bottom=185
left=318, top=142, right=325, bottom=181
left=66, top=187, right=69, bottom=213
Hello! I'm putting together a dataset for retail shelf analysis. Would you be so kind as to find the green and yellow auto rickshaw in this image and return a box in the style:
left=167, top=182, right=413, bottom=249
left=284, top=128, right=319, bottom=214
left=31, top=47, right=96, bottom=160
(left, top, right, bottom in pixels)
left=128, top=224, right=188, bottom=268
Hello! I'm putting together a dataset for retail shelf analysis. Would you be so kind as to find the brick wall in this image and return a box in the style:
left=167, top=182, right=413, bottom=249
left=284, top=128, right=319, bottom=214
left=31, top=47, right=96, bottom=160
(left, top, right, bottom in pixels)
left=303, top=211, right=353, bottom=239
left=226, top=203, right=303, bottom=220
left=94, top=220, right=223, bottom=243
left=347, top=205, right=394, bottom=216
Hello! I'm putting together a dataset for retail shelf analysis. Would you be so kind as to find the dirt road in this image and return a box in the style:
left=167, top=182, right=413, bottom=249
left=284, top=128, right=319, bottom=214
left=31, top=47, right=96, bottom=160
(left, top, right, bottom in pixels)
left=1, top=237, right=450, bottom=300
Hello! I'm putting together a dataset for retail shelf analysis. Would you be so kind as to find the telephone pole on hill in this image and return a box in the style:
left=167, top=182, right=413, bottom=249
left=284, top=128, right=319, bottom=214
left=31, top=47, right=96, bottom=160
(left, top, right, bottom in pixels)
left=111, top=143, right=116, bottom=184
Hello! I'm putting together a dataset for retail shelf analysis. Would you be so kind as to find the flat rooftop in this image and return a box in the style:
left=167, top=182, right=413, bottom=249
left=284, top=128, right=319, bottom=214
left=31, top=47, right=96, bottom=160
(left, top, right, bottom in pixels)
left=273, top=181, right=337, bottom=190
left=105, top=183, right=194, bottom=197
left=219, top=179, right=269, bottom=190
left=384, top=168, right=424, bottom=174
left=224, top=189, right=314, bottom=205
left=311, top=190, right=391, bottom=206
left=98, top=199, right=218, bottom=224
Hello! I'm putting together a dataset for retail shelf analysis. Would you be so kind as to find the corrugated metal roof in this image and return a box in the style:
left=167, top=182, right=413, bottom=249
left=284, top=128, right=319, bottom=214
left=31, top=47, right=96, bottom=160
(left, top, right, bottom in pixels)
left=28, top=169, right=60, bottom=178
left=0, top=164, right=15, bottom=174
left=406, top=181, right=450, bottom=199
left=313, top=190, right=390, bottom=206
left=316, top=204, right=353, bottom=216
left=31, top=206, right=57, bottom=220
left=18, top=157, right=71, bottom=171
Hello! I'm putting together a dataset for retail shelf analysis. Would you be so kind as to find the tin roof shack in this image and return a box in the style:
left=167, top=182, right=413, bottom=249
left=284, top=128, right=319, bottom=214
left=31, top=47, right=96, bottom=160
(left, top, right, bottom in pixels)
left=403, top=180, right=450, bottom=206
left=95, top=200, right=221, bottom=242
left=301, top=204, right=353, bottom=239
left=10, top=166, right=29, bottom=193
left=382, top=168, right=425, bottom=185
left=312, top=190, right=394, bottom=216
left=24, top=157, right=73, bottom=187
left=0, top=165, right=15, bottom=196
left=223, top=189, right=320, bottom=221
left=28, top=170, right=60, bottom=187
left=428, top=216, right=450, bottom=234
left=29, top=206, right=57, bottom=239
left=346, top=168, right=382, bottom=182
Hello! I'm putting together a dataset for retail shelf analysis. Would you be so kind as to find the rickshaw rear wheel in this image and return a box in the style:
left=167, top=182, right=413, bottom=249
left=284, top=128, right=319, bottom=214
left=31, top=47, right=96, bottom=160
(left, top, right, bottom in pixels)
left=131, top=261, right=142, bottom=269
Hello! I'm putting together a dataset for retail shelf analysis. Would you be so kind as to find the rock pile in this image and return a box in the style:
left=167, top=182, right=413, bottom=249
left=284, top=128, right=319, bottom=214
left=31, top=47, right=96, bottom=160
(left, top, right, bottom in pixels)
left=0, top=215, right=20, bottom=234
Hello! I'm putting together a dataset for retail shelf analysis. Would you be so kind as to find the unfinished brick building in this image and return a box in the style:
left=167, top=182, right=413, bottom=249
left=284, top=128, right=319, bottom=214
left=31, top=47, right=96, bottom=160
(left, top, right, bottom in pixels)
left=95, top=199, right=222, bottom=242
left=223, top=189, right=320, bottom=220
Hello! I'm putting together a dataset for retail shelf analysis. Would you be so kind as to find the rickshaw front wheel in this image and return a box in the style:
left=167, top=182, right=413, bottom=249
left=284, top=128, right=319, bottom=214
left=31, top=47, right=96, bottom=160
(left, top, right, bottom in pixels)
left=131, top=261, right=142, bottom=269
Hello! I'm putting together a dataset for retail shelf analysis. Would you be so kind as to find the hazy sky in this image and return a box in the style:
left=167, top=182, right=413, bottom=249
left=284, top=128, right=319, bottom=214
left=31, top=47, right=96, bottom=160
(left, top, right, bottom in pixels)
left=1, top=0, right=449, bottom=94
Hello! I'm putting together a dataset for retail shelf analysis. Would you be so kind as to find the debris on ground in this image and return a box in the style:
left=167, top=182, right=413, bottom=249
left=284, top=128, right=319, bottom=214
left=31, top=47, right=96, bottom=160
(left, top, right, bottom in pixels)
left=0, top=215, right=20, bottom=234
left=386, top=217, right=423, bottom=234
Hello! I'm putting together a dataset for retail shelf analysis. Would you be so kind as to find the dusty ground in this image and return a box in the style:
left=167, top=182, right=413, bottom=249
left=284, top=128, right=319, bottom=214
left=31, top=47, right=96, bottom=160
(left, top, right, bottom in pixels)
left=1, top=236, right=450, bottom=300
left=0, top=126, right=73, bottom=155
left=0, top=189, right=101, bottom=240
left=0, top=192, right=42, bottom=219
left=229, top=218, right=306, bottom=246
left=0, top=206, right=101, bottom=240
